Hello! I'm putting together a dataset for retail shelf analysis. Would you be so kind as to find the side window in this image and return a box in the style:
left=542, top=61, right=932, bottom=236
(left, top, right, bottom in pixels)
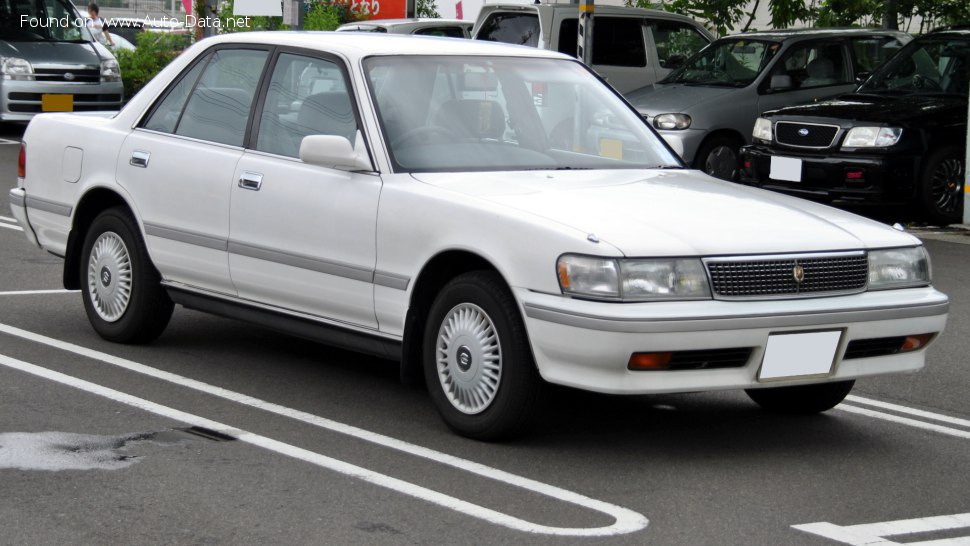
left=175, top=49, right=269, bottom=146
left=769, top=42, right=850, bottom=90
left=649, top=22, right=709, bottom=69
left=255, top=53, right=356, bottom=158
left=143, top=57, right=207, bottom=133
left=476, top=13, right=540, bottom=47
left=558, top=17, right=646, bottom=67
left=415, top=26, right=466, bottom=38
left=851, top=36, right=903, bottom=75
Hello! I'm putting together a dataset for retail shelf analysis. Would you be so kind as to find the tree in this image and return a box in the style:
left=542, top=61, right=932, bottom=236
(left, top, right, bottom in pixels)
left=416, top=0, right=441, bottom=18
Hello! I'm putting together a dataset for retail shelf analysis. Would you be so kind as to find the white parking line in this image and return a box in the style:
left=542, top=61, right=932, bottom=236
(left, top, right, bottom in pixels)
left=0, top=324, right=648, bottom=536
left=846, top=395, right=970, bottom=429
left=837, top=404, right=970, bottom=440
left=0, top=222, right=23, bottom=232
left=0, top=138, right=19, bottom=145
left=0, top=215, right=17, bottom=222
left=794, top=512, right=970, bottom=545
left=0, top=290, right=79, bottom=296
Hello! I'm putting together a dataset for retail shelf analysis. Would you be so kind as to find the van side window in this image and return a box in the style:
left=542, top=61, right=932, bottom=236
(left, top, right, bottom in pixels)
left=557, top=17, right=646, bottom=67
left=477, top=13, right=540, bottom=47
left=851, top=36, right=903, bottom=74
left=769, top=42, right=850, bottom=89
left=650, top=21, right=710, bottom=69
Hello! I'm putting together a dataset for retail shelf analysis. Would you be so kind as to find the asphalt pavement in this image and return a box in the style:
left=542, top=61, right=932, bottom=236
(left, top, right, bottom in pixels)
left=1, top=124, right=968, bottom=545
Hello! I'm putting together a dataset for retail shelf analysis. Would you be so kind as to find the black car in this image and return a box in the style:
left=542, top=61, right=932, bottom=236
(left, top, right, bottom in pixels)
left=739, top=29, right=968, bottom=224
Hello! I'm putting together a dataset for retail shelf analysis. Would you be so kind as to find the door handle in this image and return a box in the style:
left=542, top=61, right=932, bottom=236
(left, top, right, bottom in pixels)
left=238, top=171, right=263, bottom=191
left=130, top=150, right=150, bottom=168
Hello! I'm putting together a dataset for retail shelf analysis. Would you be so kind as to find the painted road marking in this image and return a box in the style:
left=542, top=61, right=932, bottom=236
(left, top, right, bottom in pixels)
left=847, top=395, right=970, bottom=429
left=837, top=404, right=970, bottom=440
left=0, top=138, right=19, bottom=145
left=0, top=215, right=17, bottom=222
left=0, top=326, right=648, bottom=536
left=0, top=222, right=23, bottom=232
left=0, top=290, right=80, bottom=296
left=794, top=512, right=970, bottom=545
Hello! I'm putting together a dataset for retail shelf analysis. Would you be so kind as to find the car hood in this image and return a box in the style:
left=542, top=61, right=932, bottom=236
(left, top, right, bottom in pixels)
left=765, top=93, right=967, bottom=126
left=411, top=170, right=916, bottom=256
left=626, top=84, right=739, bottom=116
left=0, top=40, right=104, bottom=64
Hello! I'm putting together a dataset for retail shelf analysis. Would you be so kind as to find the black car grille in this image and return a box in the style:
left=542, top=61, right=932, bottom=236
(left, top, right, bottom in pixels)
left=705, top=252, right=868, bottom=298
left=667, top=348, right=753, bottom=370
left=843, top=337, right=906, bottom=359
left=775, top=122, right=840, bottom=148
left=32, top=68, right=101, bottom=83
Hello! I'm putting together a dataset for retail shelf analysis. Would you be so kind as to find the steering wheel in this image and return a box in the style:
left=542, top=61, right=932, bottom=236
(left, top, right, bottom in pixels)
left=912, top=74, right=942, bottom=91
left=391, top=125, right=457, bottom=148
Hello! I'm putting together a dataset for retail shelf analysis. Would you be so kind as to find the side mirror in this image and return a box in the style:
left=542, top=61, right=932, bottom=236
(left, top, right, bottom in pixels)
left=855, top=71, right=870, bottom=84
left=769, top=74, right=793, bottom=90
left=665, top=54, right=686, bottom=70
left=299, top=131, right=373, bottom=172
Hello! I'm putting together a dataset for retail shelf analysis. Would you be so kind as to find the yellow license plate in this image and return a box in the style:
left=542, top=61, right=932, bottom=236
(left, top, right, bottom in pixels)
left=41, top=94, right=74, bottom=112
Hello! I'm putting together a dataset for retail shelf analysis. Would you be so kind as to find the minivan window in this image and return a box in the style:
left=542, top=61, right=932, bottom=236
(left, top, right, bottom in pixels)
left=851, top=36, right=903, bottom=74
left=1, top=0, right=94, bottom=42
left=557, top=17, right=646, bottom=67
left=768, top=42, right=850, bottom=89
left=650, top=21, right=711, bottom=69
left=476, top=13, right=539, bottom=47
left=664, top=39, right=778, bottom=86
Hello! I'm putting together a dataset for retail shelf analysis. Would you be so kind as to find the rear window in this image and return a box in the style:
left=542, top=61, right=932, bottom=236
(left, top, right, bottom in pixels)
left=557, top=17, right=646, bottom=67
left=476, top=12, right=539, bottom=47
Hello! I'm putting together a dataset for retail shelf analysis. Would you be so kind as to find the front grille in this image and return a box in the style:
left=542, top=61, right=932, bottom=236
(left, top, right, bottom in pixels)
left=666, top=348, right=753, bottom=370
left=843, top=337, right=906, bottom=359
left=705, top=252, right=868, bottom=299
left=33, top=68, right=101, bottom=83
left=776, top=122, right=840, bottom=148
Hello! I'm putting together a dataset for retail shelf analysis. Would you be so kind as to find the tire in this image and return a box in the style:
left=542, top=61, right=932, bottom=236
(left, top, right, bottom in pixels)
left=918, top=147, right=964, bottom=226
left=423, top=271, right=545, bottom=440
left=745, top=380, right=854, bottom=415
left=694, top=135, right=741, bottom=181
left=80, top=206, right=173, bottom=344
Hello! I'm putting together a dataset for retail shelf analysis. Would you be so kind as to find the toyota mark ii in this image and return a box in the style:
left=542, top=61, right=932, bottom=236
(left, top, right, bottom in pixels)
left=8, top=32, right=949, bottom=439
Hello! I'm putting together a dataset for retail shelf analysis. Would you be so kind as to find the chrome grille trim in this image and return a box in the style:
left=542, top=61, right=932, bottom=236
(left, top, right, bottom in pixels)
left=703, top=251, right=868, bottom=300
left=775, top=121, right=841, bottom=149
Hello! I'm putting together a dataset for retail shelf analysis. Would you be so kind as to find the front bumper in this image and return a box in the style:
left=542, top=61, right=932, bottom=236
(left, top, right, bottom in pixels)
left=518, top=287, right=948, bottom=394
left=739, top=145, right=920, bottom=203
left=656, top=128, right=708, bottom=164
left=0, top=79, right=123, bottom=122
left=8, top=187, right=39, bottom=247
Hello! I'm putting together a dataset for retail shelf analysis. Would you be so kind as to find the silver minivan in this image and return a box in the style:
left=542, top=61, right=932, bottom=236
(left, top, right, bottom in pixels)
left=626, top=28, right=911, bottom=180
left=0, top=0, right=123, bottom=121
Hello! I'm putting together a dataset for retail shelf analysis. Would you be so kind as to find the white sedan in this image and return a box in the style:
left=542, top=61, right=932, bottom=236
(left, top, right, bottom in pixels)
left=8, top=32, right=948, bottom=440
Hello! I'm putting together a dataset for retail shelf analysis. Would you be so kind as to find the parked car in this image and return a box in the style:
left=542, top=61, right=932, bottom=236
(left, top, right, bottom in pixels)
left=10, top=32, right=948, bottom=440
left=473, top=2, right=713, bottom=93
left=626, top=28, right=911, bottom=180
left=336, top=18, right=472, bottom=38
left=0, top=0, right=122, bottom=121
left=740, top=29, right=969, bottom=225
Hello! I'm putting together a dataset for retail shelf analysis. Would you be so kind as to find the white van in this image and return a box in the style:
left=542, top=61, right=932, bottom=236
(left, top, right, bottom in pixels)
left=473, top=1, right=713, bottom=94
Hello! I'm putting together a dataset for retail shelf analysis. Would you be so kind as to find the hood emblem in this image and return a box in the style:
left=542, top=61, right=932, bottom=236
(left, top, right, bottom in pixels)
left=793, top=264, right=805, bottom=283
left=63, top=72, right=75, bottom=81
left=798, top=128, right=809, bottom=136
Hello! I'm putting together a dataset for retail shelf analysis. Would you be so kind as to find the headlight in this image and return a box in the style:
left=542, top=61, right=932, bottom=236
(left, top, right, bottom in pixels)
left=1, top=57, right=33, bottom=81
left=101, top=59, right=121, bottom=82
left=868, top=247, right=930, bottom=290
left=753, top=117, right=772, bottom=143
left=653, top=113, right=691, bottom=130
left=843, top=127, right=902, bottom=148
left=558, top=255, right=711, bottom=301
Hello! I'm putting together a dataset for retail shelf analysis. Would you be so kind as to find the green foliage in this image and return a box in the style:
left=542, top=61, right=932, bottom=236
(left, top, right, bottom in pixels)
left=115, top=32, right=186, bottom=99
left=303, top=2, right=349, bottom=30
left=416, top=0, right=441, bottom=18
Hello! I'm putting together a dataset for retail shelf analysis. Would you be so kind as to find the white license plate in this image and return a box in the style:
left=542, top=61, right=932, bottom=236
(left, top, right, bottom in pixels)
left=759, top=331, right=841, bottom=381
left=770, top=156, right=802, bottom=182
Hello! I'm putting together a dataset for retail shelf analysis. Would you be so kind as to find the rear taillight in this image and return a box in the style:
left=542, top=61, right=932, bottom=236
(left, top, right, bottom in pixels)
left=17, top=142, right=25, bottom=178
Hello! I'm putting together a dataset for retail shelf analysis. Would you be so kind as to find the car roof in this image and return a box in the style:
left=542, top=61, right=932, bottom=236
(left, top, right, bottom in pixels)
left=723, top=28, right=908, bottom=41
left=479, top=1, right=701, bottom=21
left=338, top=18, right=471, bottom=27
left=208, top=31, right=568, bottom=59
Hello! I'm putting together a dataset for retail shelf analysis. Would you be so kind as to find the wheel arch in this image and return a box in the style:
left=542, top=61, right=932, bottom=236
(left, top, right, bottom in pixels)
left=693, top=129, right=746, bottom=166
left=63, top=187, right=134, bottom=290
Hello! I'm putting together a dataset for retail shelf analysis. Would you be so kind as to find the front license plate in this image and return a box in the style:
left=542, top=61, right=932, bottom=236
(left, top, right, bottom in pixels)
left=769, top=155, right=801, bottom=182
left=759, top=330, right=841, bottom=381
left=42, top=94, right=73, bottom=112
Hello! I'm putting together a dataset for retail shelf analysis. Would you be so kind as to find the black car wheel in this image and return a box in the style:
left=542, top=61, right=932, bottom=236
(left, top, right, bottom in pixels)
left=695, top=135, right=741, bottom=181
left=81, top=207, right=174, bottom=344
left=423, top=271, right=545, bottom=440
left=919, top=147, right=964, bottom=226
left=746, top=380, right=854, bottom=414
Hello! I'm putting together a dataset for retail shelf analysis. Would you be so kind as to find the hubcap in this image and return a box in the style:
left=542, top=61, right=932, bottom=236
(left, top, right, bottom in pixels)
left=87, top=231, right=132, bottom=322
left=703, top=145, right=738, bottom=181
left=930, top=158, right=964, bottom=215
left=435, top=303, right=502, bottom=415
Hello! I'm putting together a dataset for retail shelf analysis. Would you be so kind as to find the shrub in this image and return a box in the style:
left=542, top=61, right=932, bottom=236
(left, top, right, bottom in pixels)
left=115, top=32, right=186, bottom=99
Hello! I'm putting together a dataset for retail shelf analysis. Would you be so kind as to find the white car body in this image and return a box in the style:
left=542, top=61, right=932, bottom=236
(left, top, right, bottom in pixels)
left=8, top=32, right=948, bottom=438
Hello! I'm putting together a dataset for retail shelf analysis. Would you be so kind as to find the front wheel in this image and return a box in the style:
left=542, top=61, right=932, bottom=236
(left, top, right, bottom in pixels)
left=919, top=147, right=964, bottom=226
left=80, top=207, right=173, bottom=344
left=745, top=380, right=854, bottom=414
left=423, top=271, right=545, bottom=440
left=695, top=135, right=741, bottom=181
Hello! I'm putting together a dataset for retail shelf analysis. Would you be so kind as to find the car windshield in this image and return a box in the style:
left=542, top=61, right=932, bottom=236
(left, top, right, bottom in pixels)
left=0, top=0, right=95, bottom=42
left=364, top=55, right=681, bottom=173
left=662, top=39, right=779, bottom=87
left=859, top=37, right=970, bottom=97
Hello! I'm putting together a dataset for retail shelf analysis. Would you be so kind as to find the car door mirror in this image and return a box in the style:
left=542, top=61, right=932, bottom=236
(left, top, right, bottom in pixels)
left=855, top=71, right=870, bottom=84
left=299, top=131, right=373, bottom=172
left=769, top=74, right=793, bottom=91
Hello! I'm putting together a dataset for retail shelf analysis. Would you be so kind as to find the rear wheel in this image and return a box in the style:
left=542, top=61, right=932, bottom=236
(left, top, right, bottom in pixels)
left=745, top=380, right=854, bottom=414
left=695, top=135, right=741, bottom=181
left=919, top=147, right=964, bottom=226
left=81, top=207, right=173, bottom=344
left=423, top=271, right=545, bottom=440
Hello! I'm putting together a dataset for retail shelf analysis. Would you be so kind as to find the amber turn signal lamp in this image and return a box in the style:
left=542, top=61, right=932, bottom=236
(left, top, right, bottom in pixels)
left=628, top=352, right=674, bottom=370
left=557, top=261, right=571, bottom=290
left=900, top=333, right=935, bottom=352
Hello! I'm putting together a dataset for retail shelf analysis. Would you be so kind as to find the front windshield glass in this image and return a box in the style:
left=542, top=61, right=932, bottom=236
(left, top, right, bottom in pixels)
left=859, top=37, right=970, bottom=97
left=0, top=0, right=94, bottom=42
left=663, top=39, right=779, bottom=87
left=364, top=55, right=681, bottom=173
